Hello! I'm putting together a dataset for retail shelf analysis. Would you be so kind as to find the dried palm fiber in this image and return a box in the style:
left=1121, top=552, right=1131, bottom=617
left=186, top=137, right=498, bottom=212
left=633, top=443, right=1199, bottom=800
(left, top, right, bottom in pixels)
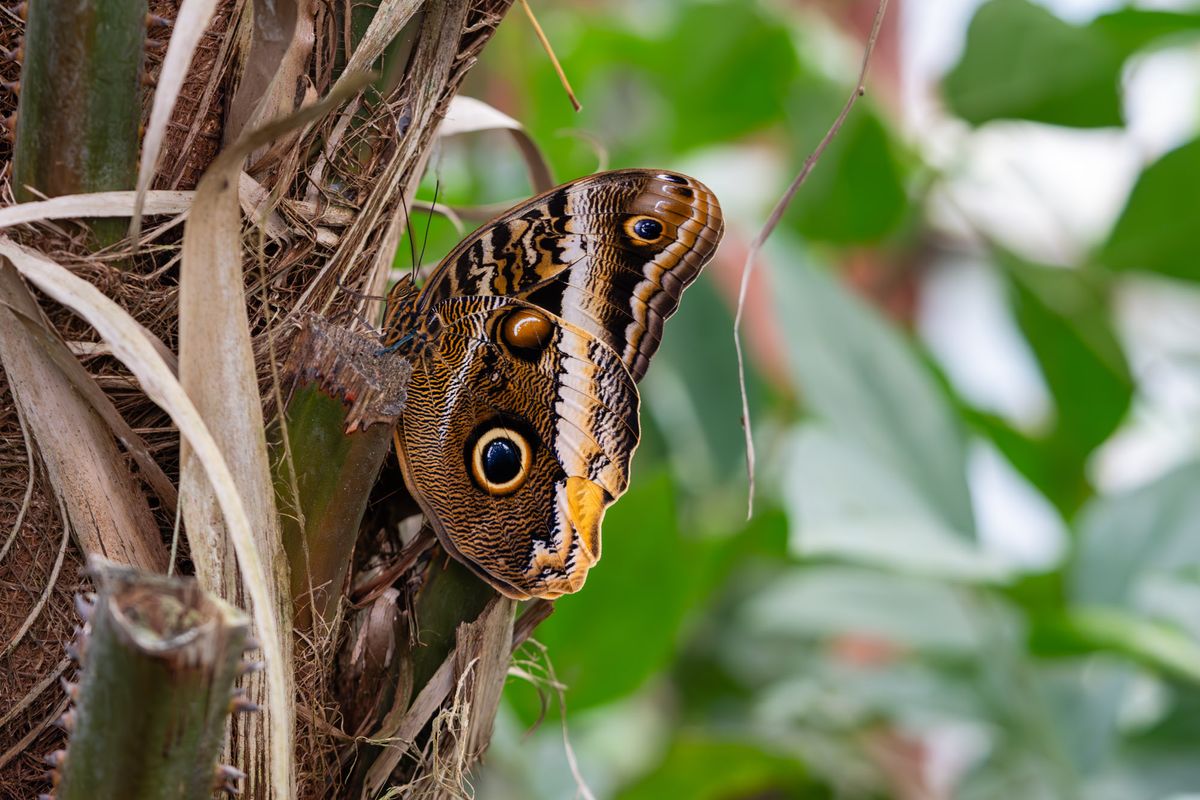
left=0, top=0, right=517, bottom=797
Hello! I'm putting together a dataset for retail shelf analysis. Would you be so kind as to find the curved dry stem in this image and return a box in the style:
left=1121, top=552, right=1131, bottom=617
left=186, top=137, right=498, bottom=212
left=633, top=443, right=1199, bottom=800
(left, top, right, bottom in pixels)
left=733, top=0, right=891, bottom=517
left=130, top=0, right=222, bottom=244
left=0, top=235, right=292, bottom=800
left=0, top=191, right=194, bottom=230
left=179, top=73, right=373, bottom=800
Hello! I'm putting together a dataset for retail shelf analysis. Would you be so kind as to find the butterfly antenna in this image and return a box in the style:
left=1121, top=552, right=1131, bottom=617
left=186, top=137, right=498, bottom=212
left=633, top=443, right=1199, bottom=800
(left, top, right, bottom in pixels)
left=379, top=189, right=420, bottom=331
left=416, top=177, right=441, bottom=277
left=399, top=187, right=420, bottom=279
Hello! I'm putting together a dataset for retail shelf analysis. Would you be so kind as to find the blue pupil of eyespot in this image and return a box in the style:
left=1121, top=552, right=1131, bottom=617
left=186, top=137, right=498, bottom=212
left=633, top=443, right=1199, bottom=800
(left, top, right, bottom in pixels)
left=633, top=218, right=662, bottom=239
left=483, top=438, right=521, bottom=484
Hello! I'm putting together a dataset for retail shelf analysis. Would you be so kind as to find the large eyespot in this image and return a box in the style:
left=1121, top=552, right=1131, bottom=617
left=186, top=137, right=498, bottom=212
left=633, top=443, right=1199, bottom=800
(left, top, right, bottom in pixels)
left=499, top=308, right=553, bottom=361
left=469, top=427, right=531, bottom=496
left=625, top=215, right=665, bottom=244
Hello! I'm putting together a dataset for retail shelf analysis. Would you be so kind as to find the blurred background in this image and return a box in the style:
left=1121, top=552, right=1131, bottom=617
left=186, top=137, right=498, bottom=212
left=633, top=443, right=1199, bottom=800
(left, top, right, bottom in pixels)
left=406, top=1, right=1200, bottom=797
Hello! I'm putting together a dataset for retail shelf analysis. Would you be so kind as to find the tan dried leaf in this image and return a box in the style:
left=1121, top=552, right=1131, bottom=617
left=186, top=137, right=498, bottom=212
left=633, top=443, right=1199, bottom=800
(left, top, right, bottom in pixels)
left=130, top=0, right=223, bottom=243
left=439, top=96, right=555, bottom=193
left=0, top=238, right=288, bottom=800
left=0, top=261, right=167, bottom=572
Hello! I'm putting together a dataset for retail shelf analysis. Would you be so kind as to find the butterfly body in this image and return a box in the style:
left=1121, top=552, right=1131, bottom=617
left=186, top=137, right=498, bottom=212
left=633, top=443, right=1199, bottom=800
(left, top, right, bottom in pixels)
left=386, top=170, right=723, bottom=599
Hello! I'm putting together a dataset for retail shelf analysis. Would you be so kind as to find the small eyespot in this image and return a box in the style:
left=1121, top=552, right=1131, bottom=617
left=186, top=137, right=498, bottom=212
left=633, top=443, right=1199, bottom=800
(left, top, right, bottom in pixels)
left=625, top=215, right=664, bottom=243
left=499, top=308, right=553, bottom=360
left=470, top=427, right=530, bottom=496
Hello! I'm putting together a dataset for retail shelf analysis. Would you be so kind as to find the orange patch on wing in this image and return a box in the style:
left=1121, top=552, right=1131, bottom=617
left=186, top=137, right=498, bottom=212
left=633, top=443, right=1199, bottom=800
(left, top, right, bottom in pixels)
left=523, top=476, right=610, bottom=598
left=565, top=476, right=606, bottom=564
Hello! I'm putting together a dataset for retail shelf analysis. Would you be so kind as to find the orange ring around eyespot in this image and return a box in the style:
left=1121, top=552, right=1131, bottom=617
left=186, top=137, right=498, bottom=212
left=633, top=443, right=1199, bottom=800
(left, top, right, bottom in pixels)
left=470, top=427, right=531, bottom=496
left=624, top=214, right=666, bottom=244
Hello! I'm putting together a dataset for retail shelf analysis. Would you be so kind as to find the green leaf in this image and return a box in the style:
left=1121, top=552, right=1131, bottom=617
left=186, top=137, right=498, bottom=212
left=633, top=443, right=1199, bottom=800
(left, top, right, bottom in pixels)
left=780, top=61, right=911, bottom=245
left=1054, top=608, right=1200, bottom=684
left=487, top=0, right=798, bottom=175
left=617, top=735, right=821, bottom=800
left=1072, top=460, right=1200, bottom=611
left=740, top=565, right=987, bottom=655
left=1090, top=8, right=1200, bottom=58
left=651, top=3, right=798, bottom=153
left=771, top=257, right=975, bottom=537
left=943, top=0, right=1124, bottom=128
left=787, top=426, right=1009, bottom=581
left=1005, top=259, right=1131, bottom=454
left=962, top=257, right=1131, bottom=517
left=1100, top=137, right=1200, bottom=281
left=1071, top=461, right=1200, bottom=657
left=989, top=256, right=1134, bottom=515
left=787, top=106, right=907, bottom=244
left=507, top=473, right=707, bottom=716
left=1033, top=660, right=1136, bottom=777
left=967, top=409, right=1089, bottom=516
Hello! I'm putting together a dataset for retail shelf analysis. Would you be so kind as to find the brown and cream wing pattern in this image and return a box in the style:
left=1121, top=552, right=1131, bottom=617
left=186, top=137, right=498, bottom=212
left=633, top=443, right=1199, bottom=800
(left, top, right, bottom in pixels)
left=385, top=169, right=723, bottom=600
left=413, top=169, right=724, bottom=382
left=395, top=297, right=639, bottom=599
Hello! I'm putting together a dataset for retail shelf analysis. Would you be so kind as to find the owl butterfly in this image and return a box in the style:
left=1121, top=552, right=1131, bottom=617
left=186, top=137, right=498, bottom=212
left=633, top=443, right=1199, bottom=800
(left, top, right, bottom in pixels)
left=384, top=169, right=723, bottom=600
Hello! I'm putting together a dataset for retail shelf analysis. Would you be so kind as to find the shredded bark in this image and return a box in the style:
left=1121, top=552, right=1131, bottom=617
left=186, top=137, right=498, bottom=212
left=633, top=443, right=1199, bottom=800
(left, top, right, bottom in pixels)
left=285, top=315, right=411, bottom=432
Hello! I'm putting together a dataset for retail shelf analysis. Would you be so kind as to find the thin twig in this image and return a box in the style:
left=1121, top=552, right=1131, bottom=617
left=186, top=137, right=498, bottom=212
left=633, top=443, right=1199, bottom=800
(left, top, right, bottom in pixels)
left=167, top=492, right=183, bottom=576
left=547, top=651, right=594, bottom=800
left=733, top=0, right=890, bottom=518
left=508, top=640, right=594, bottom=800
left=519, top=0, right=581, bottom=112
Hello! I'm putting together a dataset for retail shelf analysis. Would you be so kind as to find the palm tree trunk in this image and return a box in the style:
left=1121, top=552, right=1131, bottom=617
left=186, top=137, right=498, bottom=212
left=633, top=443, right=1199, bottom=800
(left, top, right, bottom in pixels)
left=0, top=1, right=525, bottom=797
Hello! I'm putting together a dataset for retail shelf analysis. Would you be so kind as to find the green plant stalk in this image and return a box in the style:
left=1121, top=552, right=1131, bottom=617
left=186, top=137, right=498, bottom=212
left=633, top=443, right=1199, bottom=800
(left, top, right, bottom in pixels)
left=274, top=381, right=394, bottom=629
left=56, top=559, right=250, bottom=800
left=408, top=557, right=498, bottom=690
left=13, top=0, right=146, bottom=197
left=13, top=0, right=146, bottom=193
left=12, top=0, right=146, bottom=243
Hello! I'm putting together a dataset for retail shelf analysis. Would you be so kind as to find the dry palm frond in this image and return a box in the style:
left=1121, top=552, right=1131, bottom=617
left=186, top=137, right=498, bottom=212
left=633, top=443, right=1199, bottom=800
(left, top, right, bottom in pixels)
left=0, top=0, right=521, bottom=796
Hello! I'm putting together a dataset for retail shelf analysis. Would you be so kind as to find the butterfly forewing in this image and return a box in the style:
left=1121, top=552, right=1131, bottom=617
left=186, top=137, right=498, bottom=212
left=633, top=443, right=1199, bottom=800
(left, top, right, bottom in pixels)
left=413, top=169, right=724, bottom=381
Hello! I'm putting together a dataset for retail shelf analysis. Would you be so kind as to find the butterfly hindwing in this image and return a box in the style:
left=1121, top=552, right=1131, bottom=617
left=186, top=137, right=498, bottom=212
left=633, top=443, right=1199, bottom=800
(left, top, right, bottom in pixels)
left=396, top=297, right=639, bottom=599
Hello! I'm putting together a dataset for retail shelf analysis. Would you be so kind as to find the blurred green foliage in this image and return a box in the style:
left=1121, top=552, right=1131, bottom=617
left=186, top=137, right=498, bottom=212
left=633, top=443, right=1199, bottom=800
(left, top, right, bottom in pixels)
left=1102, top=138, right=1200, bottom=280
left=943, top=0, right=1125, bottom=128
left=401, top=0, right=1200, bottom=797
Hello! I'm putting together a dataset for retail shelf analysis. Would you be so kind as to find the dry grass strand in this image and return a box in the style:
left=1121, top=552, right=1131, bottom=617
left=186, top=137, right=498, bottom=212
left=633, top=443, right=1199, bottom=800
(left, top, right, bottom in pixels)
left=734, top=0, right=891, bottom=517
